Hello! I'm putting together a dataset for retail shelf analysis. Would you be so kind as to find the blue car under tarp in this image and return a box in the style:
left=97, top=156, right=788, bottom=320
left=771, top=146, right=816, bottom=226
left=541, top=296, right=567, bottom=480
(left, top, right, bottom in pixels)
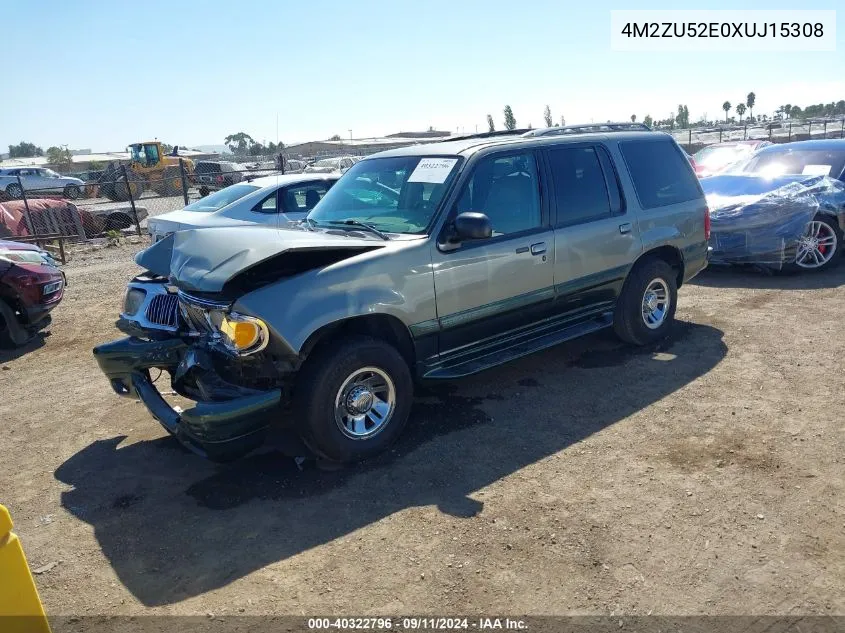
left=700, top=174, right=845, bottom=267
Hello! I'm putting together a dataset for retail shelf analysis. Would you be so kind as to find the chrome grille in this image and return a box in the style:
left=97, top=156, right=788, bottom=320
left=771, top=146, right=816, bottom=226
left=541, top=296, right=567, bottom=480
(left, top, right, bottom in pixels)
left=145, top=293, right=180, bottom=329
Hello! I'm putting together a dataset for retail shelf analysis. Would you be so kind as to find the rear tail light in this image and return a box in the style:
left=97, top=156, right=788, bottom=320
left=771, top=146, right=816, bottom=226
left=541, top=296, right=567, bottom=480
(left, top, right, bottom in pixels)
left=704, top=206, right=711, bottom=241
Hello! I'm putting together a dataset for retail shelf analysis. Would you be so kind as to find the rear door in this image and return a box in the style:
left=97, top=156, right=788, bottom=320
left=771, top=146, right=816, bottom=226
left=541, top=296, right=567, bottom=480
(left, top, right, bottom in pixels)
left=543, top=143, right=642, bottom=314
left=431, top=149, right=555, bottom=354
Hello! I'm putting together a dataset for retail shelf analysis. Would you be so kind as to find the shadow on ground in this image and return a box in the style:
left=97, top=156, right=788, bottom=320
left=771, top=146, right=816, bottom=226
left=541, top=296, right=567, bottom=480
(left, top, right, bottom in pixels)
left=0, top=331, right=48, bottom=363
left=691, top=262, right=845, bottom=290
left=55, top=321, right=726, bottom=606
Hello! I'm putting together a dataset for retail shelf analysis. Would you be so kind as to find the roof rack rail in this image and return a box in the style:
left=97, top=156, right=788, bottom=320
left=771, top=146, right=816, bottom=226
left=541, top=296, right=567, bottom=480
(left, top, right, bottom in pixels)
left=445, top=128, right=533, bottom=142
left=524, top=122, right=653, bottom=137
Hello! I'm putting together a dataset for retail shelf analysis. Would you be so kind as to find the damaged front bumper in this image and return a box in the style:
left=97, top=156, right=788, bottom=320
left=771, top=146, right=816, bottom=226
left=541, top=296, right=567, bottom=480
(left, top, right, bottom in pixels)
left=93, top=337, right=282, bottom=461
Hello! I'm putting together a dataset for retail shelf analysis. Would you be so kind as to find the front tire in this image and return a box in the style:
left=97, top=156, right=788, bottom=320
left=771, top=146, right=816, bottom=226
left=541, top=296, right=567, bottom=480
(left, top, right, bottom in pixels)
left=293, top=335, right=413, bottom=463
left=63, top=184, right=80, bottom=200
left=614, top=258, right=678, bottom=346
left=6, top=183, right=22, bottom=199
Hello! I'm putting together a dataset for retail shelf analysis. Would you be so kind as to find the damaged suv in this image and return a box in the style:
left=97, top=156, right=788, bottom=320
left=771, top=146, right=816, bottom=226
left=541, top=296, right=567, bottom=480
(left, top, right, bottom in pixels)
left=94, top=128, right=709, bottom=463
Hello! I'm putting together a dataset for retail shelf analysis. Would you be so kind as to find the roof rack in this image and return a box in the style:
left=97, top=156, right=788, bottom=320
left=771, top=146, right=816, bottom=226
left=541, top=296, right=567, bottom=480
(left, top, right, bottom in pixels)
left=524, top=122, right=653, bottom=137
left=444, top=129, right=533, bottom=142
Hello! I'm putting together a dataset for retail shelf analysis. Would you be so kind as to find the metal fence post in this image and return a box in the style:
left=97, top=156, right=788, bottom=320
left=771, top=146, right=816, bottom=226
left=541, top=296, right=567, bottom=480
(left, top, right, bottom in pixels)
left=768, top=127, right=772, bottom=141
left=179, top=159, right=189, bottom=206
left=807, top=122, right=812, bottom=140
left=823, top=121, right=827, bottom=139
left=687, top=129, right=692, bottom=151
left=719, top=129, right=722, bottom=143
left=788, top=121, right=792, bottom=141
left=841, top=118, right=844, bottom=139
left=121, top=165, right=142, bottom=237
left=743, top=124, right=747, bottom=140
left=16, top=175, right=35, bottom=236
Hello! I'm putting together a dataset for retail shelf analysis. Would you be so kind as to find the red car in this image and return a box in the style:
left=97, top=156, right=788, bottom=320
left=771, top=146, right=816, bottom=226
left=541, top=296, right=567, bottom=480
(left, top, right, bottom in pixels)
left=0, top=240, right=64, bottom=347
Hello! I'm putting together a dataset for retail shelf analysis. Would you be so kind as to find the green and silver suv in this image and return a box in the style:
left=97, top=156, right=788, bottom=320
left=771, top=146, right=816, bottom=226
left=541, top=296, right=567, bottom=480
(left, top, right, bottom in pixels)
left=94, top=126, right=709, bottom=463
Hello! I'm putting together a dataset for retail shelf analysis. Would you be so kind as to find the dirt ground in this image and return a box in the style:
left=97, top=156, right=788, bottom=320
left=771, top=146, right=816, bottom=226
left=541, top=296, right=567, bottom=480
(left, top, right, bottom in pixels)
left=1, top=241, right=843, bottom=618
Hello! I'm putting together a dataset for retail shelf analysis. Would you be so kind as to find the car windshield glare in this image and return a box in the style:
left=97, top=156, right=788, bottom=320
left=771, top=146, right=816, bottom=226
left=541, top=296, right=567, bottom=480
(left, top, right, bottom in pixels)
left=182, top=183, right=260, bottom=212
left=306, top=156, right=461, bottom=233
left=736, top=148, right=845, bottom=178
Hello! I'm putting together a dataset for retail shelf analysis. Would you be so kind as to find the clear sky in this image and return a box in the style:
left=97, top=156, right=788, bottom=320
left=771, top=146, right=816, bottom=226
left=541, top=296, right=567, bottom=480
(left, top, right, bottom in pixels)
left=3, top=0, right=843, bottom=152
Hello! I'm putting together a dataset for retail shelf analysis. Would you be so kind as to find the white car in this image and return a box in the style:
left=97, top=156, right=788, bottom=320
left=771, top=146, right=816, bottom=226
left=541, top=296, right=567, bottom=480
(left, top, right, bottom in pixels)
left=147, top=173, right=341, bottom=242
left=304, top=156, right=360, bottom=174
left=0, top=167, right=85, bottom=199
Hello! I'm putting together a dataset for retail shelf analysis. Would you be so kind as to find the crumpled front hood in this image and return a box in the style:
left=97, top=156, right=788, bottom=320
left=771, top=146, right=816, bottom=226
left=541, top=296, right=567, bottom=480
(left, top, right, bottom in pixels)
left=135, top=226, right=386, bottom=293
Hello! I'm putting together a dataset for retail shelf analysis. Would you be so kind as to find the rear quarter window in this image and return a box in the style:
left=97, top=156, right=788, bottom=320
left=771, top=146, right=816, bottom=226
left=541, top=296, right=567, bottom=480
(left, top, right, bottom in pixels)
left=619, top=139, right=702, bottom=209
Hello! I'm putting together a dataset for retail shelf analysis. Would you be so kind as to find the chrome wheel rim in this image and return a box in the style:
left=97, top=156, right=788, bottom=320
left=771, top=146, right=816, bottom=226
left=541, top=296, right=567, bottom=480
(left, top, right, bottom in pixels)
left=795, top=221, right=837, bottom=269
left=641, top=278, right=670, bottom=330
left=334, top=367, right=396, bottom=440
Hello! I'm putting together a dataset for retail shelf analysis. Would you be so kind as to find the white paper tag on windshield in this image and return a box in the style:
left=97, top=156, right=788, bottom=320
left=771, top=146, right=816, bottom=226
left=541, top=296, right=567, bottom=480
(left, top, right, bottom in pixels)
left=408, top=158, right=458, bottom=183
left=802, top=164, right=832, bottom=176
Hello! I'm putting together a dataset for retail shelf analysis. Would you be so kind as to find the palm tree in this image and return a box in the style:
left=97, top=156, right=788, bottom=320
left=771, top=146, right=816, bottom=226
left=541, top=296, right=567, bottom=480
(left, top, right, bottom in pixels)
left=722, top=101, right=731, bottom=123
left=736, top=103, right=747, bottom=122
left=783, top=104, right=792, bottom=119
left=630, top=114, right=636, bottom=122
left=746, top=92, right=756, bottom=121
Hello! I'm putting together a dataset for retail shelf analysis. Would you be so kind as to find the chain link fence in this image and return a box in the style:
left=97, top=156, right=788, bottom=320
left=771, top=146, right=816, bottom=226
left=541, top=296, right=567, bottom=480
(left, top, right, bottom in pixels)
left=667, top=117, right=845, bottom=153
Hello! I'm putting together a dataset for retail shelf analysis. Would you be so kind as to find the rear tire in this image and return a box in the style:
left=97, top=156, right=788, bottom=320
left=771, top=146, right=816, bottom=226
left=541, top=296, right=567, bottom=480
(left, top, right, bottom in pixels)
left=162, top=166, right=182, bottom=196
left=5, top=183, right=22, bottom=199
left=784, top=214, right=841, bottom=273
left=292, top=335, right=413, bottom=463
left=613, top=258, right=678, bottom=346
left=63, top=184, right=80, bottom=200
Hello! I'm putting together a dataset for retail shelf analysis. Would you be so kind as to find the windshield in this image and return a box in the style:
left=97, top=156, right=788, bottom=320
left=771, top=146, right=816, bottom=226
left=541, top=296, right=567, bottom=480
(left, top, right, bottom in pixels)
left=307, top=156, right=461, bottom=233
left=733, top=148, right=845, bottom=178
left=182, top=183, right=260, bottom=212
left=694, top=144, right=754, bottom=169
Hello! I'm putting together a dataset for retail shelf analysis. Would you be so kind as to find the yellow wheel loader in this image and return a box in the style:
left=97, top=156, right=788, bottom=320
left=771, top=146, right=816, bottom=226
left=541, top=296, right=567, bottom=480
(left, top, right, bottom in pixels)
left=98, top=141, right=195, bottom=202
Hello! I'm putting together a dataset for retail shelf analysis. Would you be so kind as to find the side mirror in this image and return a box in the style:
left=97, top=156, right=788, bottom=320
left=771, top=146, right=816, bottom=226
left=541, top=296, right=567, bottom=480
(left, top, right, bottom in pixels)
left=454, top=211, right=492, bottom=241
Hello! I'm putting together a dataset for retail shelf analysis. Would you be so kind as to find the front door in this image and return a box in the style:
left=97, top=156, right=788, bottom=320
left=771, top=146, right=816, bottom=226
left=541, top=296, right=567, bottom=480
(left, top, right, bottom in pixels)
left=431, top=150, right=555, bottom=356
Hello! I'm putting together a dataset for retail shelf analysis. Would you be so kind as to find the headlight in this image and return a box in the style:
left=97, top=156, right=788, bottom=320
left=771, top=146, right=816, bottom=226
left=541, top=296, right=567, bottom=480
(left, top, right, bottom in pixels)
left=123, top=288, right=146, bottom=316
left=217, top=313, right=269, bottom=355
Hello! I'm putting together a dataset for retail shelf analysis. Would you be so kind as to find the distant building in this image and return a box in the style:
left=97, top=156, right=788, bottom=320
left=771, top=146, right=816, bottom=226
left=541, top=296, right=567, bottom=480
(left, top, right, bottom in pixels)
left=285, top=132, right=454, bottom=160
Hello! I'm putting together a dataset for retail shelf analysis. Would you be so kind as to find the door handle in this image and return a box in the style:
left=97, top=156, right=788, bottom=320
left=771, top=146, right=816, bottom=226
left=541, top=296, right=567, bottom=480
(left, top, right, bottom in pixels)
left=530, top=242, right=546, bottom=255
left=619, top=223, right=632, bottom=234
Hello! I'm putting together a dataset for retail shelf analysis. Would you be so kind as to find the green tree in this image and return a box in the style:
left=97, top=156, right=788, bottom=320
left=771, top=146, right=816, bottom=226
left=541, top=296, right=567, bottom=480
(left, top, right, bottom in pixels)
left=630, top=114, right=636, bottom=123
left=8, top=142, right=43, bottom=158
left=643, top=114, right=653, bottom=127
left=487, top=114, right=495, bottom=132
left=248, top=142, right=266, bottom=156
left=722, top=101, right=731, bottom=123
left=783, top=104, right=792, bottom=119
left=223, top=132, right=255, bottom=155
left=328, top=134, right=342, bottom=141
left=160, top=143, right=174, bottom=154
left=45, top=146, right=73, bottom=171
left=675, top=105, right=689, bottom=128
left=736, top=103, right=747, bottom=122
left=790, top=105, right=802, bottom=119
left=503, top=105, right=516, bottom=130
left=746, top=92, right=756, bottom=120
left=543, top=105, right=553, bottom=128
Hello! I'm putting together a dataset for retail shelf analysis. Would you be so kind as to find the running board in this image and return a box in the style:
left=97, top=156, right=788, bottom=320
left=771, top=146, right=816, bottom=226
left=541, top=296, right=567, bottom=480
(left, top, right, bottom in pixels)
left=423, top=312, right=613, bottom=379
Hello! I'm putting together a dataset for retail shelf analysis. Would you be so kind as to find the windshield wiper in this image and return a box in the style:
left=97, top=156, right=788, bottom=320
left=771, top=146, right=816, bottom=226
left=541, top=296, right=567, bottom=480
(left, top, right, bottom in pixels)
left=325, top=219, right=390, bottom=241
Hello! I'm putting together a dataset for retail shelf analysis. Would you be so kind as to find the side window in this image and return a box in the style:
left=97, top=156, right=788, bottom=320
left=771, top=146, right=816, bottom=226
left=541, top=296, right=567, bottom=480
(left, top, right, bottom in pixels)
left=252, top=190, right=278, bottom=213
left=455, top=152, right=541, bottom=237
left=619, top=139, right=701, bottom=209
left=547, top=146, right=612, bottom=226
left=283, top=183, right=329, bottom=212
